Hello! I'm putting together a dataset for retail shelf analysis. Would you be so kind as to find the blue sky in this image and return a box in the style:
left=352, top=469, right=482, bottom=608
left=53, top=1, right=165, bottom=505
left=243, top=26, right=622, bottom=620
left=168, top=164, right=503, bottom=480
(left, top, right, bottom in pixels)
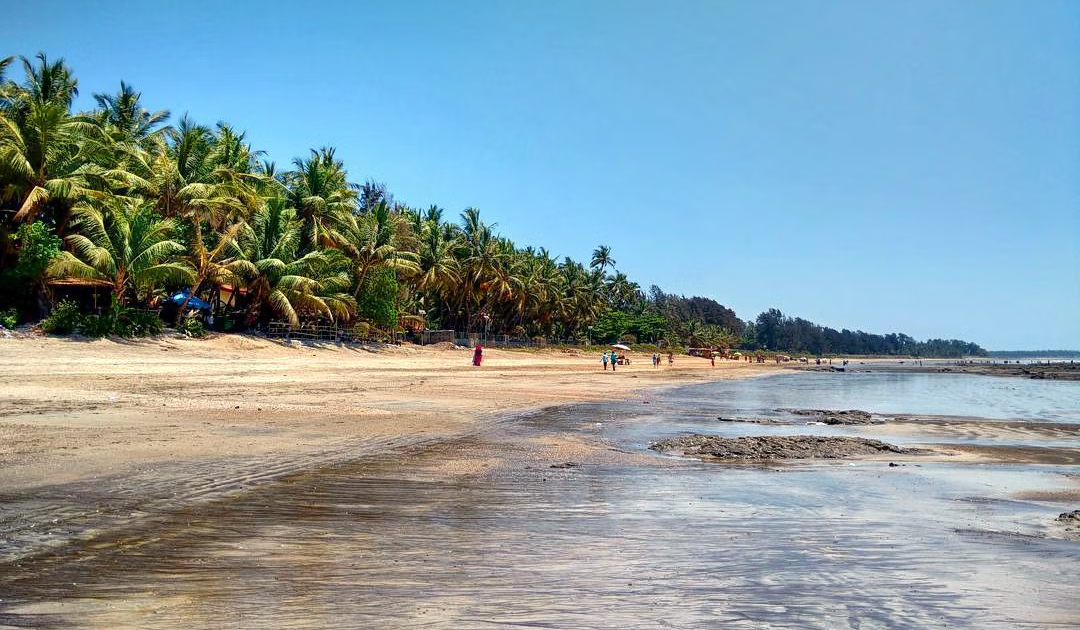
left=6, top=0, right=1078, bottom=349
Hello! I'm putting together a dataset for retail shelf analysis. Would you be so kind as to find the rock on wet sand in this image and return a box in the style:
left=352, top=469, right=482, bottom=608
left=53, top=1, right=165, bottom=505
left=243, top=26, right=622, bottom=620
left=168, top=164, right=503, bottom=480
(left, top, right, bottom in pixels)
left=1057, top=510, right=1080, bottom=523
left=780, top=408, right=882, bottom=425
left=1053, top=510, right=1080, bottom=541
left=651, top=434, right=909, bottom=460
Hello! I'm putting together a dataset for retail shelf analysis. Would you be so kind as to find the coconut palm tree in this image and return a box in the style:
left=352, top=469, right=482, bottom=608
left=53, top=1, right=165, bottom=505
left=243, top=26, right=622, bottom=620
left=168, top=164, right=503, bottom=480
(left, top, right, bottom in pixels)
left=237, top=197, right=355, bottom=326
left=521, top=248, right=563, bottom=336
left=117, top=123, right=241, bottom=230
left=478, top=237, right=523, bottom=326
left=47, top=195, right=194, bottom=304
left=178, top=219, right=249, bottom=312
left=411, top=214, right=459, bottom=325
left=358, top=179, right=391, bottom=214
left=9, top=53, right=78, bottom=109
left=339, top=200, right=419, bottom=298
left=0, top=54, right=102, bottom=228
left=590, top=244, right=615, bottom=273
left=118, top=120, right=259, bottom=310
left=684, top=319, right=706, bottom=348
left=456, top=208, right=511, bottom=331
left=0, top=56, right=13, bottom=99
left=286, top=147, right=357, bottom=254
left=93, top=81, right=171, bottom=144
left=414, top=222, right=457, bottom=293
left=606, top=271, right=641, bottom=310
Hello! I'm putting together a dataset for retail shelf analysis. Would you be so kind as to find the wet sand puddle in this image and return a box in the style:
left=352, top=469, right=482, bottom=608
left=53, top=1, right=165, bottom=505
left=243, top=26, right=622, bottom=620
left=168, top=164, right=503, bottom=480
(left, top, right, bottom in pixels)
left=2, top=374, right=1079, bottom=629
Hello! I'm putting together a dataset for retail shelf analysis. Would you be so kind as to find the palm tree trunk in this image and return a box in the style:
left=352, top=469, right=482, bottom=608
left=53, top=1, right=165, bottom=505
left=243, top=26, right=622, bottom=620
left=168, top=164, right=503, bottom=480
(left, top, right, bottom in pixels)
left=178, top=221, right=207, bottom=313
left=177, top=274, right=205, bottom=314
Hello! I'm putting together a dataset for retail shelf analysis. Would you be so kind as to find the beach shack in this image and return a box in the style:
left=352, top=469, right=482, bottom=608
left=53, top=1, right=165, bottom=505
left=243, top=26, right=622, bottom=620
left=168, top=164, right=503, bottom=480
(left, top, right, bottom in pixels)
left=46, top=278, right=114, bottom=314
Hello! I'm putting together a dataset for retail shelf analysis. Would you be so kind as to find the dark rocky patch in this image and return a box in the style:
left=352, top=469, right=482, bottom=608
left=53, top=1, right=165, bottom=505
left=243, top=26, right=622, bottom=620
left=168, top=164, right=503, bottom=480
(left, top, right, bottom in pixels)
left=779, top=408, right=883, bottom=425
left=1056, top=510, right=1080, bottom=522
left=716, top=416, right=782, bottom=424
left=651, top=434, right=910, bottom=461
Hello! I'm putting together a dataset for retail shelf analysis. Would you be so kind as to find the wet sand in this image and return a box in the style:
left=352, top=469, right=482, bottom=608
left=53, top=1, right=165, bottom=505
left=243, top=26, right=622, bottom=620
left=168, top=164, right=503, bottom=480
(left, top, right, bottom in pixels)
left=2, top=392, right=1078, bottom=629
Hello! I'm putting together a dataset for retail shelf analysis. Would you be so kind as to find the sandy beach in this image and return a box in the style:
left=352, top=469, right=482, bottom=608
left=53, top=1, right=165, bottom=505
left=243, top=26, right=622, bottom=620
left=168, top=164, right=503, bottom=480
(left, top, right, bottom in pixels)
left=2, top=338, right=1075, bottom=521
left=0, top=335, right=777, bottom=555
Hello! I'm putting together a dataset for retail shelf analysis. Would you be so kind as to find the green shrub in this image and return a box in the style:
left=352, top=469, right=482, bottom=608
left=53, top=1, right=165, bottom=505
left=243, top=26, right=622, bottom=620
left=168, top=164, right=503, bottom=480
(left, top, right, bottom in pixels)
left=177, top=317, right=206, bottom=338
left=41, top=300, right=83, bottom=335
left=42, top=301, right=164, bottom=338
left=78, top=312, right=115, bottom=338
left=116, top=308, right=164, bottom=338
left=0, top=308, right=17, bottom=329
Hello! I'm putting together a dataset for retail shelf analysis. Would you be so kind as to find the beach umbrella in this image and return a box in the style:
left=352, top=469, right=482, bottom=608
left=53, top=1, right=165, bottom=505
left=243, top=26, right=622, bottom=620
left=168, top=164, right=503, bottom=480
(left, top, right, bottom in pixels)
left=611, top=344, right=631, bottom=351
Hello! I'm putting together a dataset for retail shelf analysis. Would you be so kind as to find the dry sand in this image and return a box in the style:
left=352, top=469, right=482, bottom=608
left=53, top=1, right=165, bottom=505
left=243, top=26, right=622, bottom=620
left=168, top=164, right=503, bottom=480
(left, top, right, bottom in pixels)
left=0, top=334, right=775, bottom=496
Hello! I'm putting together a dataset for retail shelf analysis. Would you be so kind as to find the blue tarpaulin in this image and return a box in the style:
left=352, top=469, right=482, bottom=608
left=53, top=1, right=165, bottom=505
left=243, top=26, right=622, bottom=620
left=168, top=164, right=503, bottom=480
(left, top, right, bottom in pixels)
left=170, top=290, right=212, bottom=311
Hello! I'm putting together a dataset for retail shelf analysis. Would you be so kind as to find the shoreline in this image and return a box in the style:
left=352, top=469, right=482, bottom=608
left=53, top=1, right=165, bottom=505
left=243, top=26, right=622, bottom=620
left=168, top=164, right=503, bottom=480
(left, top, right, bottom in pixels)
left=793, top=360, right=1080, bottom=380
left=0, top=334, right=780, bottom=562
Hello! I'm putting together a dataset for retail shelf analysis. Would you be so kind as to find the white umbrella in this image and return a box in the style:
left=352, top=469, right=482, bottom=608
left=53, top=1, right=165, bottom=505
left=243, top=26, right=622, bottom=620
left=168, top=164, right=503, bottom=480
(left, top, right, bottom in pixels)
left=611, top=344, right=631, bottom=351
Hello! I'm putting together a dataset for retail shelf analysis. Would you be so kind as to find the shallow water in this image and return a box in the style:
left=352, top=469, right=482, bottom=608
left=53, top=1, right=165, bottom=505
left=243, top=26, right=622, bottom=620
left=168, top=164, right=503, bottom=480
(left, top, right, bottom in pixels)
left=1, top=373, right=1078, bottom=629
left=605, top=372, right=1080, bottom=450
left=663, top=372, right=1080, bottom=422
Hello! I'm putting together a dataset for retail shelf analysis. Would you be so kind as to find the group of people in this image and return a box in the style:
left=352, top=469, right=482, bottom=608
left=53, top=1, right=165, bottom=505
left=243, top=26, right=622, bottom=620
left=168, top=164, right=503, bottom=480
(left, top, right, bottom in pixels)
left=605, top=352, right=675, bottom=369
left=470, top=345, right=698, bottom=372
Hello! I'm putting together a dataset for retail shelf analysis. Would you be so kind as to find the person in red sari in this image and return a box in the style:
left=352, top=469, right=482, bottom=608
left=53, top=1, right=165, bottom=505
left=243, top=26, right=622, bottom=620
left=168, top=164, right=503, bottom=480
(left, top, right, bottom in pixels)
left=472, top=345, right=484, bottom=366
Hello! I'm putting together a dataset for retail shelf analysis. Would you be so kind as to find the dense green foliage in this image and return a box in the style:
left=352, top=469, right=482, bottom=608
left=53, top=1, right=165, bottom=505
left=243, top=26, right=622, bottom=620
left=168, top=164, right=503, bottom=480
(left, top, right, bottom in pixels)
left=0, top=221, right=61, bottom=318
left=356, top=267, right=398, bottom=328
left=0, top=52, right=988, bottom=356
left=0, top=308, right=16, bottom=329
left=591, top=311, right=668, bottom=345
left=13, top=221, right=61, bottom=280
left=40, top=298, right=163, bottom=338
left=750, top=308, right=987, bottom=357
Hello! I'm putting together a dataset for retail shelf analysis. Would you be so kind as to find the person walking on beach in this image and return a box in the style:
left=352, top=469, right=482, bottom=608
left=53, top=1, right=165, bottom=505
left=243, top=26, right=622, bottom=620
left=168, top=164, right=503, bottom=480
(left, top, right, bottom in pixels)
left=602, top=352, right=609, bottom=371
left=711, top=354, right=715, bottom=367
left=668, top=352, right=674, bottom=366
left=472, top=344, right=483, bottom=367
left=609, top=350, right=617, bottom=372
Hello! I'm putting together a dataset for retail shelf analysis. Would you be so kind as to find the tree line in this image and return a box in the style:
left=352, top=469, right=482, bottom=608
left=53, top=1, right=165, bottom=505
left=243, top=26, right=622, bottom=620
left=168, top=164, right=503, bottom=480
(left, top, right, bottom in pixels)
left=0, top=53, right=987, bottom=357
left=747, top=309, right=986, bottom=358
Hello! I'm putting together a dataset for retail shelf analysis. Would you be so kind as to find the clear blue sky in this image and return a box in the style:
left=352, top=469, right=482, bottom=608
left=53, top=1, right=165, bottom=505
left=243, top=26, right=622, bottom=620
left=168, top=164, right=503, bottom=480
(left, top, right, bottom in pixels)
left=7, top=0, right=1078, bottom=349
